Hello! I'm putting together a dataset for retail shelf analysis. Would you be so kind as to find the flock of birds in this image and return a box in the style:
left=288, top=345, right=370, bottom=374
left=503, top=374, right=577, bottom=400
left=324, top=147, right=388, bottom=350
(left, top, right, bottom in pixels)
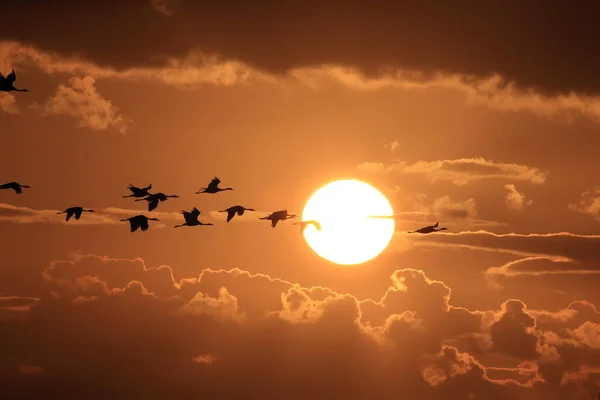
left=0, top=178, right=314, bottom=233
left=0, top=178, right=447, bottom=235
left=1, top=68, right=448, bottom=236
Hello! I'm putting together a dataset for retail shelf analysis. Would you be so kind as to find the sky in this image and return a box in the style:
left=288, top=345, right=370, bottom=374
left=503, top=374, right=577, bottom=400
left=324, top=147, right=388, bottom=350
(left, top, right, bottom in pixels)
left=2, top=1, right=600, bottom=398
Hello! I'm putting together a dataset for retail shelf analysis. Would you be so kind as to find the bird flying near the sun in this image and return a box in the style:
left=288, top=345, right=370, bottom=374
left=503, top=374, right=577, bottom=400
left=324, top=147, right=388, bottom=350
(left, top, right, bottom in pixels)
left=135, top=192, right=179, bottom=212
left=196, top=177, right=233, bottom=194
left=57, top=207, right=95, bottom=222
left=219, top=205, right=256, bottom=222
left=0, top=70, right=29, bottom=92
left=121, top=215, right=160, bottom=233
left=175, top=207, right=213, bottom=228
left=122, top=183, right=153, bottom=198
left=260, top=209, right=297, bottom=228
left=293, top=220, right=322, bottom=233
left=0, top=182, right=31, bottom=194
left=408, top=222, right=448, bottom=234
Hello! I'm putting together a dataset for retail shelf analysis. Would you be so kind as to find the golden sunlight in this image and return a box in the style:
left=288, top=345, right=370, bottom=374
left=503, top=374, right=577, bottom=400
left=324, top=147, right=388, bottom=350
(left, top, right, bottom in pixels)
left=301, top=180, right=395, bottom=265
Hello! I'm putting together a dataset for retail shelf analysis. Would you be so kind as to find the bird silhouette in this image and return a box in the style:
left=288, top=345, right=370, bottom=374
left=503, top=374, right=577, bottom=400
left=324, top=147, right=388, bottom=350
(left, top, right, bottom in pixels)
left=293, top=220, right=322, bottom=233
left=219, top=205, right=256, bottom=222
left=122, top=183, right=152, bottom=198
left=135, top=192, right=179, bottom=212
left=56, top=207, right=95, bottom=222
left=0, top=182, right=31, bottom=194
left=260, top=209, right=297, bottom=228
left=196, top=177, right=233, bottom=194
left=120, top=215, right=160, bottom=232
left=174, top=207, right=213, bottom=228
left=0, top=70, right=29, bottom=92
left=408, top=222, right=448, bottom=234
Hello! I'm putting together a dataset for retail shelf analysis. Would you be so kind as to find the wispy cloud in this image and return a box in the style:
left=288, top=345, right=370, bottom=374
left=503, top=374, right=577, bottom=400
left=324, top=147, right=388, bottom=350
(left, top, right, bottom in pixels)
left=0, top=93, right=19, bottom=114
left=505, top=184, right=533, bottom=211
left=0, top=203, right=274, bottom=227
left=402, top=230, right=600, bottom=267
left=383, top=140, right=400, bottom=153
left=0, top=203, right=179, bottom=226
left=3, top=41, right=600, bottom=122
left=569, top=187, right=600, bottom=220
left=358, top=157, right=548, bottom=186
left=150, top=0, right=175, bottom=16
left=31, top=76, right=131, bottom=133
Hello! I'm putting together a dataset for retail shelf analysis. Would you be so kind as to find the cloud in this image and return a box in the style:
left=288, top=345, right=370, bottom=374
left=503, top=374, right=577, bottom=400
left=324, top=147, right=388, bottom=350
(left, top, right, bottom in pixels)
left=3, top=40, right=600, bottom=123
left=483, top=257, right=600, bottom=290
left=0, top=93, right=19, bottom=114
left=570, top=187, right=600, bottom=220
left=3, top=252, right=600, bottom=398
left=150, top=0, right=176, bottom=16
left=404, top=230, right=600, bottom=267
left=358, top=157, right=548, bottom=186
left=505, top=184, right=534, bottom=210
left=384, top=140, right=400, bottom=152
left=386, top=195, right=506, bottom=229
left=0, top=203, right=179, bottom=227
left=32, top=76, right=130, bottom=133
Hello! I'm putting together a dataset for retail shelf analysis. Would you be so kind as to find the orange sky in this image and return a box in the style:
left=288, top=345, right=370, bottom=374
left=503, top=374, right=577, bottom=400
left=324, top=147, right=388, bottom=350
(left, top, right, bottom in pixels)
left=2, top=2, right=600, bottom=399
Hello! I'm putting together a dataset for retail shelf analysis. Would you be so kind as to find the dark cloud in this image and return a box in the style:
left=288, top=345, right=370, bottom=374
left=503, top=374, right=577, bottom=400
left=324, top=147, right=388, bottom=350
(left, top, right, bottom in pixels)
left=1, top=254, right=600, bottom=398
left=3, top=1, right=600, bottom=96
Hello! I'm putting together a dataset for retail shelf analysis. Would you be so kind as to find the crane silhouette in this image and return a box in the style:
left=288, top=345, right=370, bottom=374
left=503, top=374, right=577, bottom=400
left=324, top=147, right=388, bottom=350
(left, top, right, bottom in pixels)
left=408, top=222, right=448, bottom=234
left=293, top=220, right=322, bottom=233
left=56, top=207, right=95, bottom=222
left=0, top=182, right=31, bottom=194
left=135, top=192, right=179, bottom=212
left=0, top=70, right=29, bottom=92
left=219, top=205, right=256, bottom=222
left=196, top=177, right=233, bottom=194
left=122, top=183, right=152, bottom=198
left=260, top=209, right=297, bottom=228
left=175, top=207, right=213, bottom=228
left=120, top=215, right=160, bottom=232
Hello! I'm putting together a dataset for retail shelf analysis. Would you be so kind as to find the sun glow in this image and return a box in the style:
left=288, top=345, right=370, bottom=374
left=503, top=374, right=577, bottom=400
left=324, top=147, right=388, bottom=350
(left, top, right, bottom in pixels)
left=301, top=180, right=395, bottom=265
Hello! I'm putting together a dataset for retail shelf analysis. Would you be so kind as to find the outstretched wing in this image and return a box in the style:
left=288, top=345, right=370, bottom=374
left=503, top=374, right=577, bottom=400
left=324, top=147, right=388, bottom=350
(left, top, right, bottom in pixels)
left=130, top=220, right=140, bottom=232
left=140, top=219, right=150, bottom=231
left=208, top=177, right=220, bottom=189
left=74, top=208, right=83, bottom=220
left=127, top=184, right=138, bottom=193
left=226, top=210, right=236, bottom=222
left=65, top=209, right=75, bottom=221
left=143, top=184, right=152, bottom=191
left=148, top=199, right=159, bottom=212
left=433, top=221, right=439, bottom=228
left=191, top=207, right=201, bottom=218
left=182, top=211, right=195, bottom=224
left=13, top=184, right=23, bottom=194
left=6, top=70, right=16, bottom=85
left=271, top=219, right=278, bottom=228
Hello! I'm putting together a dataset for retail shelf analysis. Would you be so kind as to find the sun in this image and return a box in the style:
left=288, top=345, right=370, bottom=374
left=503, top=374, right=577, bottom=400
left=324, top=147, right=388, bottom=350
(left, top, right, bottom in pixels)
left=301, top=180, right=395, bottom=265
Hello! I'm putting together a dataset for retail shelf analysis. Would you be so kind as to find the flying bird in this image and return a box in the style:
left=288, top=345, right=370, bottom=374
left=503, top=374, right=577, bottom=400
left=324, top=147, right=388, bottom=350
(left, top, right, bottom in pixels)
left=122, top=183, right=152, bottom=198
left=56, top=207, right=95, bottom=222
left=293, top=220, right=322, bottom=233
left=120, top=215, right=160, bottom=232
left=0, top=70, right=29, bottom=92
left=260, top=209, right=297, bottom=228
left=0, top=182, right=31, bottom=194
left=135, top=192, right=179, bottom=212
left=196, top=177, right=233, bottom=194
left=219, top=205, right=256, bottom=222
left=174, top=207, right=213, bottom=228
left=408, top=222, right=448, bottom=234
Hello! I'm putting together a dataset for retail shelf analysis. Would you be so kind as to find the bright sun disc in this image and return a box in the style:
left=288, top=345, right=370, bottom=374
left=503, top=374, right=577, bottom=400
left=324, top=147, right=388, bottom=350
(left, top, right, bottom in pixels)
left=302, top=180, right=395, bottom=265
